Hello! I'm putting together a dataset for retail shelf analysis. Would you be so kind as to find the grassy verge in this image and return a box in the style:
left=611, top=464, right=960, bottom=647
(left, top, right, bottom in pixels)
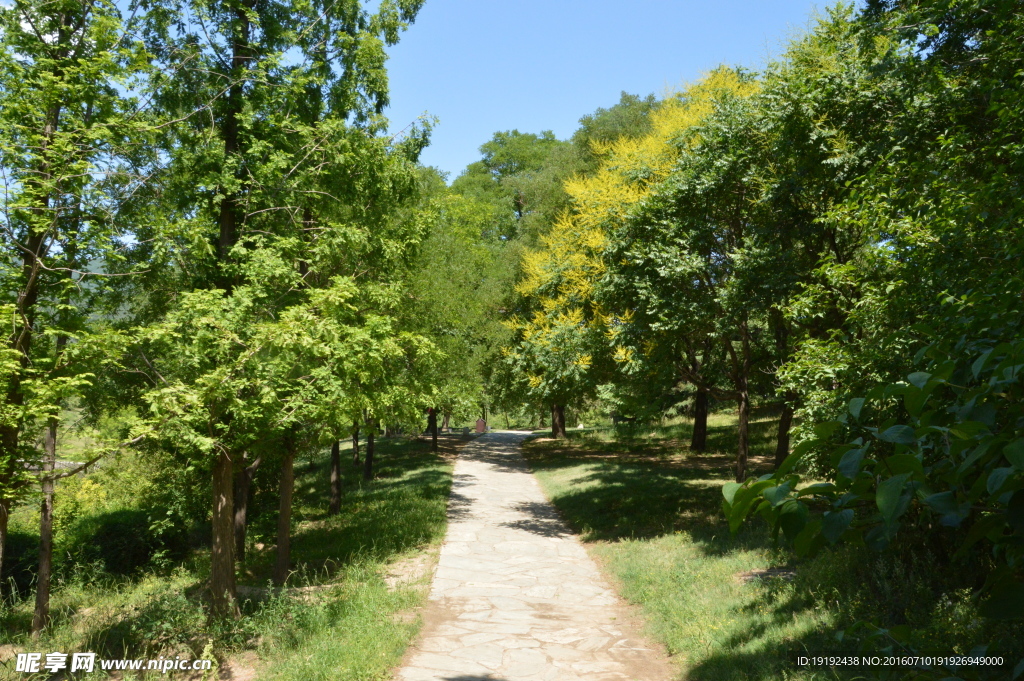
left=523, top=410, right=842, bottom=680
left=1, top=435, right=458, bottom=681
left=523, top=409, right=1016, bottom=681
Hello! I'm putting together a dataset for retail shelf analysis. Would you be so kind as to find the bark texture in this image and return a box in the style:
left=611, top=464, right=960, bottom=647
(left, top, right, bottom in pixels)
left=233, top=454, right=262, bottom=562
left=329, top=440, right=341, bottom=515
left=273, top=437, right=296, bottom=586
left=363, top=421, right=375, bottom=482
left=0, top=498, right=9, bottom=586
left=551, top=404, right=567, bottom=439
left=691, top=388, right=709, bottom=452
left=775, top=402, right=795, bottom=469
left=210, top=451, right=239, bottom=618
left=31, top=420, right=57, bottom=637
left=352, top=423, right=360, bottom=466
left=736, top=389, right=750, bottom=483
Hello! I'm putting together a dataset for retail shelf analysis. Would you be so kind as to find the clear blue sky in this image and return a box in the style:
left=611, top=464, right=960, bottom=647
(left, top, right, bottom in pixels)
left=384, top=0, right=828, bottom=181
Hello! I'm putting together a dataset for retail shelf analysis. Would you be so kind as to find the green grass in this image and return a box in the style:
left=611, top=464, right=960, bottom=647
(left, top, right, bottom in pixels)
left=523, top=410, right=1024, bottom=680
left=1, top=436, right=455, bottom=681
left=522, top=410, right=846, bottom=680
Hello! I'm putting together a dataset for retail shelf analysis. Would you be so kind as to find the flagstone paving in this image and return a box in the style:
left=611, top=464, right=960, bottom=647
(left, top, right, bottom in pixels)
left=396, top=431, right=674, bottom=681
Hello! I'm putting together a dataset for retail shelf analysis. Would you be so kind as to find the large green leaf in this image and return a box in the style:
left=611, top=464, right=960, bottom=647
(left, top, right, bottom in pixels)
left=837, top=446, right=866, bottom=479
left=877, top=473, right=911, bottom=525
left=1004, top=439, right=1024, bottom=470
left=881, top=454, right=924, bottom=479
left=986, top=467, right=1014, bottom=495
left=722, top=481, right=742, bottom=505
left=779, top=500, right=809, bottom=543
left=763, top=482, right=794, bottom=508
left=822, top=509, right=854, bottom=544
left=877, top=425, right=916, bottom=445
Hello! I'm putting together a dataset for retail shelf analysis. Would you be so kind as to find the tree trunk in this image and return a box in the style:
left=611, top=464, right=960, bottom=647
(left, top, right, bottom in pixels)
left=273, top=437, right=296, bottom=586
left=691, top=388, right=709, bottom=452
left=216, top=3, right=250, bottom=285
left=208, top=3, right=248, bottom=617
left=233, top=454, right=262, bottom=563
left=352, top=423, right=360, bottom=466
left=551, top=404, right=567, bottom=439
left=31, top=419, right=57, bottom=637
left=0, top=497, right=8, bottom=589
left=775, top=401, right=794, bottom=469
left=735, top=320, right=752, bottom=483
left=539, top=406, right=546, bottom=429
left=0, top=98, right=61, bottom=599
left=363, top=420, right=375, bottom=482
left=441, top=413, right=450, bottom=432
left=210, top=450, right=239, bottom=618
left=736, top=389, right=750, bottom=483
left=329, top=440, right=341, bottom=515
left=428, top=408, right=438, bottom=452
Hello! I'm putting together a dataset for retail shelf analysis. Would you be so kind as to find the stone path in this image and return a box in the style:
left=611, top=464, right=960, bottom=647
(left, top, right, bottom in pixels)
left=396, top=432, right=674, bottom=681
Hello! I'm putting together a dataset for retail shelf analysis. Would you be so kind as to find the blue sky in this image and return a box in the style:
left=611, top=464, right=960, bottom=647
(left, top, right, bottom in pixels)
left=384, top=0, right=828, bottom=181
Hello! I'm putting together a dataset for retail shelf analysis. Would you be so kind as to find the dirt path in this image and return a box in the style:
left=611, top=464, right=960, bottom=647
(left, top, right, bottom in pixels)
left=396, top=431, right=674, bottom=681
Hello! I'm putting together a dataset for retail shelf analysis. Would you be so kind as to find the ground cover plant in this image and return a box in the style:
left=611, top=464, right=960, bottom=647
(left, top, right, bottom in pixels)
left=0, top=435, right=456, bottom=680
left=524, top=410, right=1023, bottom=681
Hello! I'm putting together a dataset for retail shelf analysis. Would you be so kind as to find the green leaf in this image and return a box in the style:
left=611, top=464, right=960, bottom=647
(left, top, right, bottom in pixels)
left=794, top=519, right=822, bottom=557
left=881, top=454, right=924, bottom=479
left=814, top=421, right=843, bottom=439
left=775, top=439, right=817, bottom=477
left=848, top=397, right=865, bottom=420
left=722, top=481, right=742, bottom=505
left=1004, top=439, right=1024, bottom=470
left=923, top=491, right=969, bottom=527
left=764, top=482, right=793, bottom=507
left=907, top=372, right=931, bottom=389
left=877, top=425, right=917, bottom=445
left=797, top=482, right=836, bottom=497
left=972, top=349, right=993, bottom=379
left=923, top=491, right=958, bottom=514
left=837, top=446, right=866, bottom=479
left=877, top=473, right=911, bottom=524
left=903, top=386, right=932, bottom=418
left=950, top=421, right=989, bottom=440
left=779, top=500, right=809, bottom=542
left=987, top=467, right=1014, bottom=495
left=822, top=509, right=854, bottom=543
left=958, top=440, right=993, bottom=474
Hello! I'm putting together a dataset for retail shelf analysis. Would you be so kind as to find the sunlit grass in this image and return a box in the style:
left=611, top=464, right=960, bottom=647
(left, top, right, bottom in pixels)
left=523, top=409, right=848, bottom=681
left=0, top=436, right=454, bottom=681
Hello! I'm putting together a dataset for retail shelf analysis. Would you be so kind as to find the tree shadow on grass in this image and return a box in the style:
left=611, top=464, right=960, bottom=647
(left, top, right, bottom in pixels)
left=520, top=412, right=784, bottom=549
left=241, top=437, right=455, bottom=586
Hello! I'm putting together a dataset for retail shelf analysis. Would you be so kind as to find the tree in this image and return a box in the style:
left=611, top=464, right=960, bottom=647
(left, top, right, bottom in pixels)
left=0, top=0, right=151, bottom=629
left=506, top=70, right=755, bottom=446
left=122, top=0, right=427, bottom=617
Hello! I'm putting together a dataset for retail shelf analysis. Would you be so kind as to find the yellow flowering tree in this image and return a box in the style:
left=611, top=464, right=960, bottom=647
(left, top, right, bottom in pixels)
left=504, top=68, right=756, bottom=437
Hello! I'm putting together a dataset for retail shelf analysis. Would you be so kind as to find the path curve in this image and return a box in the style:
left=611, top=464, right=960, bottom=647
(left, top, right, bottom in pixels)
left=396, top=431, right=674, bottom=681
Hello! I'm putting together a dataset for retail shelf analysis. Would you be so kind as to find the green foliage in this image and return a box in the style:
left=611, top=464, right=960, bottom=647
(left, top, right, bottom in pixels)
left=725, top=300, right=1024, bottom=615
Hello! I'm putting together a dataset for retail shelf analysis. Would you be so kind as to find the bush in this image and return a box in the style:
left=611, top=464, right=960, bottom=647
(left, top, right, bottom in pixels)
left=2, top=530, right=38, bottom=598
left=58, top=509, right=189, bottom=577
